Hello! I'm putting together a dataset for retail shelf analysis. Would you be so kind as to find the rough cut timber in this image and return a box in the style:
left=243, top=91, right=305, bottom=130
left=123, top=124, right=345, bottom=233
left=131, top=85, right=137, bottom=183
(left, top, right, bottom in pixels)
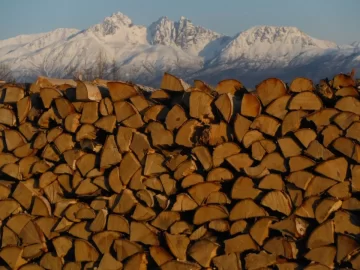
left=0, top=71, right=358, bottom=269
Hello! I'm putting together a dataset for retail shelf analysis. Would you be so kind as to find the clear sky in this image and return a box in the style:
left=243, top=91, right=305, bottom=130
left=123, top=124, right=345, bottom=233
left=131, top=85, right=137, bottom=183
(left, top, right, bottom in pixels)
left=1, top=0, right=359, bottom=44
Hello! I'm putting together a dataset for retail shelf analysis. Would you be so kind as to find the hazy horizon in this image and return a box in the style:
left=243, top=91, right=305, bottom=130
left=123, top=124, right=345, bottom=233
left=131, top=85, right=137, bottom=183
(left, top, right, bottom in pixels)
left=1, top=0, right=359, bottom=44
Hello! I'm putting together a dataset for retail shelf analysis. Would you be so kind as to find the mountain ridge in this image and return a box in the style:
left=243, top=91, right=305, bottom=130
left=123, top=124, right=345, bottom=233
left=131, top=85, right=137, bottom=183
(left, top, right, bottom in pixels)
left=0, top=11, right=359, bottom=87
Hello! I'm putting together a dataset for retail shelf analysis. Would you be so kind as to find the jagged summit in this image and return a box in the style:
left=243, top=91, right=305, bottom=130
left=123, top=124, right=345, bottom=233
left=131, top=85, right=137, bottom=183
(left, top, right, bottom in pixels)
left=88, top=11, right=134, bottom=36
left=148, top=15, right=224, bottom=55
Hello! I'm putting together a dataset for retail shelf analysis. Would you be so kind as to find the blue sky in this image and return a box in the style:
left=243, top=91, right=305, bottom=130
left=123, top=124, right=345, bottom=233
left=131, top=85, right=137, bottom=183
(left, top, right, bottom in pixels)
left=1, top=0, right=359, bottom=44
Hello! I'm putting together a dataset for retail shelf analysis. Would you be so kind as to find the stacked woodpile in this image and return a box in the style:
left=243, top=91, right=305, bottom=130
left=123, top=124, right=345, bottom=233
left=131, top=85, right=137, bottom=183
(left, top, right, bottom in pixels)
left=0, top=72, right=360, bottom=270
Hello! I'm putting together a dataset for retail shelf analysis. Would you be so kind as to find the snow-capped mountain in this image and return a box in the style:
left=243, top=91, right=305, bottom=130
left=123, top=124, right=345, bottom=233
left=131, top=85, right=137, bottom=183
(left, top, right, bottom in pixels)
left=0, top=11, right=359, bottom=86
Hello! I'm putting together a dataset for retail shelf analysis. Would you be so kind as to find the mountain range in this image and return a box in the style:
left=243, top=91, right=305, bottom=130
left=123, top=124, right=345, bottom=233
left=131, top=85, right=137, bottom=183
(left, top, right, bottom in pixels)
left=0, top=11, right=359, bottom=87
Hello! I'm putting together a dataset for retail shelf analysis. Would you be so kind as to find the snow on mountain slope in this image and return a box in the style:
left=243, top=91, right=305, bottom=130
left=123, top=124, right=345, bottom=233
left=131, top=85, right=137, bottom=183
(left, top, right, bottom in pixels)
left=212, top=26, right=338, bottom=66
left=0, top=32, right=45, bottom=58
left=0, top=11, right=359, bottom=86
left=148, top=16, right=225, bottom=57
left=0, top=28, right=79, bottom=62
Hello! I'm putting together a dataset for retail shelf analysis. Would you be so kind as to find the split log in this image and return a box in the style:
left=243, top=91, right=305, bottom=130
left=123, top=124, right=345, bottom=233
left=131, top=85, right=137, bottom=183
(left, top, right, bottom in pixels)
left=107, top=81, right=138, bottom=101
left=335, top=96, right=360, bottom=115
left=305, top=246, right=336, bottom=268
left=224, top=234, right=258, bottom=254
left=250, top=115, right=280, bottom=136
left=307, top=220, right=334, bottom=249
left=215, top=79, right=243, bottom=95
left=241, top=93, right=261, bottom=118
left=263, top=237, right=298, bottom=259
left=165, top=104, right=187, bottom=131
left=233, top=113, right=252, bottom=143
left=175, top=119, right=201, bottom=147
left=231, top=176, right=261, bottom=199
left=290, top=77, right=315, bottom=92
left=265, top=95, right=291, bottom=120
left=288, top=91, right=323, bottom=111
left=230, top=199, right=268, bottom=220
left=99, top=97, right=113, bottom=116
left=215, top=93, right=233, bottom=122
left=212, top=253, right=242, bottom=270
left=188, top=239, right=219, bottom=267
left=256, top=78, right=287, bottom=106
left=189, top=91, right=214, bottom=123
left=160, top=73, right=190, bottom=91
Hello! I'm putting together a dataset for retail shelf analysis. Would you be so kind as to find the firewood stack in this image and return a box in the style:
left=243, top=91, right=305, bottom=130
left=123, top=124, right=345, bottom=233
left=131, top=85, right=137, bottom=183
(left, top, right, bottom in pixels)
left=0, top=72, right=359, bottom=270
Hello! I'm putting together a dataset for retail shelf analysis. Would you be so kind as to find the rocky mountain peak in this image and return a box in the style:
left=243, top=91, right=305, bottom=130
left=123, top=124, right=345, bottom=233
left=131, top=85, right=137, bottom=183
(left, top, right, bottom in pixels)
left=89, top=12, right=133, bottom=36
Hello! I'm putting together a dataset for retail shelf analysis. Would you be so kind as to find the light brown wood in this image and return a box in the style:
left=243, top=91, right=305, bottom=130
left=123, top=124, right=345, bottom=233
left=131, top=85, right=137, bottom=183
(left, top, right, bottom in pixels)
left=290, top=77, right=315, bottom=92
left=250, top=114, right=280, bottom=136
left=160, top=72, right=190, bottom=91
left=256, top=78, right=287, bottom=106
left=224, top=233, right=258, bottom=254
left=231, top=176, right=261, bottom=199
left=263, top=237, right=298, bottom=259
left=230, top=199, right=268, bottom=220
left=288, top=91, right=323, bottom=110
left=107, top=81, right=138, bottom=101
left=215, top=93, right=233, bottom=122
left=190, top=90, right=214, bottom=123
left=241, top=93, right=261, bottom=118
left=216, top=79, right=243, bottom=95
left=245, top=251, right=277, bottom=270
left=307, top=220, right=334, bottom=249
left=233, top=113, right=252, bottom=143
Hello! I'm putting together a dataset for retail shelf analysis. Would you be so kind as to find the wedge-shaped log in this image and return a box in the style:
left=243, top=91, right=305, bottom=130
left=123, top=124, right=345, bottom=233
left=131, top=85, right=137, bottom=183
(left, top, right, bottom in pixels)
left=188, top=239, right=219, bottom=268
left=224, top=234, right=258, bottom=254
left=130, top=221, right=159, bottom=246
left=0, top=108, right=16, bottom=127
left=213, top=142, right=241, bottom=167
left=250, top=217, right=275, bottom=246
left=250, top=115, right=280, bottom=136
left=256, top=78, right=287, bottom=106
left=189, top=90, right=214, bottom=123
left=336, top=234, right=360, bottom=263
left=193, top=205, right=228, bottom=225
left=215, top=93, right=233, bottom=122
left=335, top=91, right=359, bottom=110
left=263, top=237, right=298, bottom=259
left=40, top=87, right=62, bottom=108
left=160, top=72, right=190, bottom=91
left=261, top=191, right=292, bottom=216
left=307, top=220, right=334, bottom=249
left=215, top=79, right=243, bottom=95
left=99, top=97, right=113, bottom=115
left=233, top=113, right=252, bottom=143
left=0, top=246, right=27, bottom=269
left=74, top=239, right=99, bottom=262
left=213, top=253, right=242, bottom=270
left=230, top=199, right=268, bottom=220
left=265, top=95, right=291, bottom=120
left=288, top=91, right=323, bottom=110
left=172, top=193, right=198, bottom=212
left=282, top=110, right=308, bottom=135
left=175, top=119, right=201, bottom=148
left=315, top=157, right=347, bottom=182
left=146, top=122, right=173, bottom=146
left=165, top=104, right=187, bottom=131
left=290, top=77, right=314, bottom=92
left=231, top=176, right=261, bottom=199
left=76, top=81, right=101, bottom=101
left=192, top=146, right=212, bottom=171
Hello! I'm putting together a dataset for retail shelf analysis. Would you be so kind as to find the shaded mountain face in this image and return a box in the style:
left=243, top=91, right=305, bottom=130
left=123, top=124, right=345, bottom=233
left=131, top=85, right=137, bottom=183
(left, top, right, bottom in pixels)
left=0, top=11, right=359, bottom=87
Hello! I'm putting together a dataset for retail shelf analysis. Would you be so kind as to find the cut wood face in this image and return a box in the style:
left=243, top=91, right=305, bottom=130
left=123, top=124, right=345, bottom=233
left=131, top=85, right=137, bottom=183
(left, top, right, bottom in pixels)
left=0, top=72, right=359, bottom=269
